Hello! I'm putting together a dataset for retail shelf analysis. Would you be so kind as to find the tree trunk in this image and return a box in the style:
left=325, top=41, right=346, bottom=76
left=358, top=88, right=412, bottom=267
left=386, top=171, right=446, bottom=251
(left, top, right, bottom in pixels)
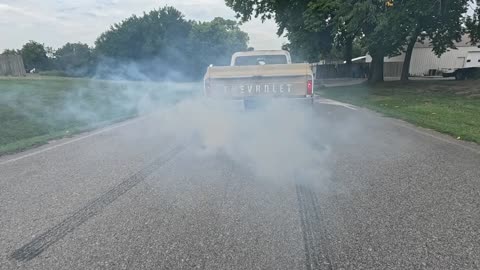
left=369, top=53, right=384, bottom=83
left=344, top=37, right=354, bottom=64
left=344, top=37, right=354, bottom=77
left=401, top=32, right=418, bottom=82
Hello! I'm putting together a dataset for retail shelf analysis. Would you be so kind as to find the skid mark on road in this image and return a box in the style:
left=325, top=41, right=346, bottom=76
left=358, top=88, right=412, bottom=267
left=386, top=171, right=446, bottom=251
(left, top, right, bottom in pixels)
left=296, top=184, right=333, bottom=270
left=10, top=144, right=186, bottom=262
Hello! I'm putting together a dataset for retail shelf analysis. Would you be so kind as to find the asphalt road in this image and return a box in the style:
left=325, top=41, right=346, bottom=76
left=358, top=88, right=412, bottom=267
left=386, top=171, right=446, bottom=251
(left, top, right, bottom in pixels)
left=1, top=99, right=479, bottom=269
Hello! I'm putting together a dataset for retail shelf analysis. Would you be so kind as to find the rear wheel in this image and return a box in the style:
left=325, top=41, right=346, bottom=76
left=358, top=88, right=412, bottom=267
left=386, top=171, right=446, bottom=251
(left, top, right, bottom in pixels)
left=455, top=70, right=465, bottom=80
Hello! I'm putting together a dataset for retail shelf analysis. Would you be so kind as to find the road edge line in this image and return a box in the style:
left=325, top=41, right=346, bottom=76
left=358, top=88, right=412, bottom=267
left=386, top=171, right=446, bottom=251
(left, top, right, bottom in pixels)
left=0, top=116, right=146, bottom=166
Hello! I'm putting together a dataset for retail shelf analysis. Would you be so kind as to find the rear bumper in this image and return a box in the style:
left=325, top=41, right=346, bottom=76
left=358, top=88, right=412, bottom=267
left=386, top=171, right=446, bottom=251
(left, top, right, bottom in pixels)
left=207, top=96, right=314, bottom=110
left=245, top=96, right=313, bottom=109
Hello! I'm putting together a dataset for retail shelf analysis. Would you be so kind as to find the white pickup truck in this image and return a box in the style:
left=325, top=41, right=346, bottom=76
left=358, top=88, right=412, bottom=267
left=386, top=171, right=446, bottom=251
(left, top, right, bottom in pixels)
left=203, top=50, right=314, bottom=107
left=442, top=51, right=480, bottom=80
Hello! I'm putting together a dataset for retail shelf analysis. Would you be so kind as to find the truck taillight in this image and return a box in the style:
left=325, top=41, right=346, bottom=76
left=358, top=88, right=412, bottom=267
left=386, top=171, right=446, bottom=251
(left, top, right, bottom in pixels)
left=307, top=79, right=313, bottom=95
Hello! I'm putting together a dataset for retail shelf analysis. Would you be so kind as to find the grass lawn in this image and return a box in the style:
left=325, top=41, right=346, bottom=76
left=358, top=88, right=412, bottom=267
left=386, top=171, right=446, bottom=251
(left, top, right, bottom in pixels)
left=318, top=80, right=480, bottom=144
left=0, top=76, right=198, bottom=155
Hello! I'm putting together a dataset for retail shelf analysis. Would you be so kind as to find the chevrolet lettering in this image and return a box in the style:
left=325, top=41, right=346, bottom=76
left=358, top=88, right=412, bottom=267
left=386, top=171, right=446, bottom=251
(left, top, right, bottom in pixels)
left=223, top=84, right=293, bottom=95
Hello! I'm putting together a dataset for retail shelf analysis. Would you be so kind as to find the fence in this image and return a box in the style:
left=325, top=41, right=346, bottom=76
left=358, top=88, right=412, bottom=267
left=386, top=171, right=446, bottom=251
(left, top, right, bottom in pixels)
left=383, top=62, right=404, bottom=77
left=313, top=61, right=404, bottom=79
left=0, top=55, right=26, bottom=76
left=313, top=63, right=367, bottom=79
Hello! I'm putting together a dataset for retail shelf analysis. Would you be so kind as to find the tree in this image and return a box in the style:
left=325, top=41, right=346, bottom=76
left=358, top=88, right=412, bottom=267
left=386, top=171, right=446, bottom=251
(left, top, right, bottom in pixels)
left=304, top=0, right=351, bottom=62
left=95, top=6, right=192, bottom=60
left=465, top=3, right=480, bottom=46
left=226, top=0, right=334, bottom=63
left=54, top=43, right=94, bottom=76
left=225, top=0, right=371, bottom=76
left=94, top=6, right=249, bottom=80
left=189, top=17, right=249, bottom=74
left=95, top=6, right=193, bottom=80
left=226, top=0, right=471, bottom=83
left=333, top=1, right=412, bottom=82
left=327, top=38, right=367, bottom=61
left=20, top=41, right=49, bottom=71
left=278, top=0, right=335, bottom=62
left=395, top=0, right=469, bottom=81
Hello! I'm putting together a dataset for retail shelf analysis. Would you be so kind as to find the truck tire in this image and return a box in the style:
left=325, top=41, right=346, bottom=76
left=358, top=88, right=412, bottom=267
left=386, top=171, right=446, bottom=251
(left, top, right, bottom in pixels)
left=455, top=70, right=465, bottom=80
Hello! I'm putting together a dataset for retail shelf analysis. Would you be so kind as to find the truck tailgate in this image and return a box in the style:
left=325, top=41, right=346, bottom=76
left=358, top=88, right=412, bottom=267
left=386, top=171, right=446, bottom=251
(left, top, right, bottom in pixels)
left=204, top=64, right=312, bottom=99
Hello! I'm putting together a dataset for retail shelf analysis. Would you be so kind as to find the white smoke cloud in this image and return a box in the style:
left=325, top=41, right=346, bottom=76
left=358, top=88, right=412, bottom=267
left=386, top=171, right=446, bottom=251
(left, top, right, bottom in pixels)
left=155, top=97, right=332, bottom=184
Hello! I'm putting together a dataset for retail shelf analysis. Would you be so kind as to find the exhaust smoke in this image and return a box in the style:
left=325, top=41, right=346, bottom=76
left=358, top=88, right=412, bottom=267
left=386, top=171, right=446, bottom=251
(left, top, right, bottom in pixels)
left=155, top=97, right=332, bottom=184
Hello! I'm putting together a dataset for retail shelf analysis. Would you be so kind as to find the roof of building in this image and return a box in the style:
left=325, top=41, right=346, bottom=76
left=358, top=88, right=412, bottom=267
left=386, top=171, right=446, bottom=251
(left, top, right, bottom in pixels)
left=414, top=34, right=478, bottom=48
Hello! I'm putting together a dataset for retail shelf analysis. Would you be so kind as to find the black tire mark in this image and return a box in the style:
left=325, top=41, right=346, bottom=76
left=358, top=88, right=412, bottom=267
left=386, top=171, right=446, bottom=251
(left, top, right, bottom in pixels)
left=11, top=144, right=185, bottom=262
left=296, top=184, right=333, bottom=270
left=297, top=185, right=314, bottom=270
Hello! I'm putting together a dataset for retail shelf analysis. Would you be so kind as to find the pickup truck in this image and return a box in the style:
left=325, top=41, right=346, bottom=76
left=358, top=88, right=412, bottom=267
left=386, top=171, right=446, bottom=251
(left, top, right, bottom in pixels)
left=442, top=51, right=480, bottom=80
left=203, top=50, right=314, bottom=107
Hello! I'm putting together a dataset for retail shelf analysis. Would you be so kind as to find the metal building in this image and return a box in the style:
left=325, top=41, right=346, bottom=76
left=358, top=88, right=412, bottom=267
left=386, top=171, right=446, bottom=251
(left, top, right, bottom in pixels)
left=366, top=35, right=480, bottom=76
left=0, top=55, right=26, bottom=76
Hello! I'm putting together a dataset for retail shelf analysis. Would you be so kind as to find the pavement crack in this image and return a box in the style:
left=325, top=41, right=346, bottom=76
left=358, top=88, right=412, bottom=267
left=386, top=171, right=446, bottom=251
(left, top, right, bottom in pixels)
left=10, top=144, right=186, bottom=262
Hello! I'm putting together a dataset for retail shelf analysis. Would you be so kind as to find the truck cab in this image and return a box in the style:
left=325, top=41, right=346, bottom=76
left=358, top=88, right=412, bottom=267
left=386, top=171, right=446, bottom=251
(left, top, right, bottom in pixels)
left=230, top=50, right=292, bottom=66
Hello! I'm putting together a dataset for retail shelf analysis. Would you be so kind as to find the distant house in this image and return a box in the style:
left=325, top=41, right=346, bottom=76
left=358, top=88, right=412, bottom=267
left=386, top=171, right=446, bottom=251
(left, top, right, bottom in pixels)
left=365, top=35, right=480, bottom=76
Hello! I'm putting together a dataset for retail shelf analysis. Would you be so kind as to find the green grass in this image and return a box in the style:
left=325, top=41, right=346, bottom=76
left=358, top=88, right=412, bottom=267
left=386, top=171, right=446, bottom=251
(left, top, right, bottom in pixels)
left=318, top=80, right=480, bottom=144
left=0, top=76, right=199, bottom=155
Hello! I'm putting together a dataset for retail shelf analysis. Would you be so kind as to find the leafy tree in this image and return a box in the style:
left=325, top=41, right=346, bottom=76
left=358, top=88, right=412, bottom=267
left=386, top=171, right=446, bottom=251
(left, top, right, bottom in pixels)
left=226, top=0, right=471, bottom=82
left=333, top=1, right=412, bottom=82
left=20, top=41, right=49, bottom=71
left=327, top=38, right=367, bottom=62
left=189, top=17, right=249, bottom=73
left=226, top=0, right=334, bottom=63
left=96, top=6, right=192, bottom=60
left=95, top=6, right=193, bottom=80
left=94, top=6, right=249, bottom=80
left=54, top=43, right=94, bottom=76
left=304, top=0, right=351, bottom=62
left=225, top=0, right=364, bottom=74
left=45, top=46, right=56, bottom=59
left=464, top=2, right=480, bottom=46
left=278, top=0, right=335, bottom=62
left=314, top=0, right=469, bottom=81
left=392, top=0, right=469, bottom=81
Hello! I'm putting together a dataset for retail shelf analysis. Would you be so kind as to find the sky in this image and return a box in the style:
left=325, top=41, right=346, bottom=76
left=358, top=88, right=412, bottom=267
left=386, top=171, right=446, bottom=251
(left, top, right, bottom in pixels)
left=0, top=0, right=288, bottom=51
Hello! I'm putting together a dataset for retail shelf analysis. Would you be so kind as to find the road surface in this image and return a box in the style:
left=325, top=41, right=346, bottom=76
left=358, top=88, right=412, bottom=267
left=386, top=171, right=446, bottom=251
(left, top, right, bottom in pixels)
left=1, top=99, right=479, bottom=269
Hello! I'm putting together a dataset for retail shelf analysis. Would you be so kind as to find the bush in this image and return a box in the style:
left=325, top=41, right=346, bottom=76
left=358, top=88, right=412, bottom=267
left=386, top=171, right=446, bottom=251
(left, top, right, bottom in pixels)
left=38, top=70, right=70, bottom=77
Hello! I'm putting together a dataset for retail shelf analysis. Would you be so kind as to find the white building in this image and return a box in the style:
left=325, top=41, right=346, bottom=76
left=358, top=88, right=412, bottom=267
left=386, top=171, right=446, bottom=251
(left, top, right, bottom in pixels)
left=365, top=36, right=480, bottom=76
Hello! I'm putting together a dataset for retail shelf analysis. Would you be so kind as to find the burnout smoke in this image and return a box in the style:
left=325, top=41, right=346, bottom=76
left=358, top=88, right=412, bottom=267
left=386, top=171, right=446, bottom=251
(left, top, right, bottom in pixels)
left=156, top=97, right=332, bottom=183
left=1, top=48, right=334, bottom=186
